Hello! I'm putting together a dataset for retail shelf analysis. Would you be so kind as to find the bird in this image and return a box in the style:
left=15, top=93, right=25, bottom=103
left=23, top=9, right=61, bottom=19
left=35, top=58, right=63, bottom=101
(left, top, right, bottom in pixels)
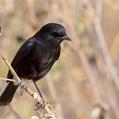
left=0, top=23, right=71, bottom=106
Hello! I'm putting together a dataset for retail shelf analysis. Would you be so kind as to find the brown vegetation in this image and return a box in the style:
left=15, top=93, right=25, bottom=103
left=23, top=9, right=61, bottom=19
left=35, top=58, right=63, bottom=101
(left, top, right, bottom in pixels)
left=0, top=0, right=119, bottom=119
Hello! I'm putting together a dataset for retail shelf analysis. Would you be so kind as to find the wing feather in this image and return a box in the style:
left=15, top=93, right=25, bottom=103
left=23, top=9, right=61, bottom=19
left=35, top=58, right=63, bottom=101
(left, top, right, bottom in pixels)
left=7, top=39, right=35, bottom=78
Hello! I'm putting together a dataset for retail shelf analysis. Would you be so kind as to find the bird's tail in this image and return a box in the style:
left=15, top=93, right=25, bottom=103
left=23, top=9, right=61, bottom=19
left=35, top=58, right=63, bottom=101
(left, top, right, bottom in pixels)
left=0, top=82, right=18, bottom=106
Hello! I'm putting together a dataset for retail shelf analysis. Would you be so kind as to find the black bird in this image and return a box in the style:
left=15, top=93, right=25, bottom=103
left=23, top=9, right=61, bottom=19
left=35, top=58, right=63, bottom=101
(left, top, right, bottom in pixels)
left=0, top=23, right=71, bottom=106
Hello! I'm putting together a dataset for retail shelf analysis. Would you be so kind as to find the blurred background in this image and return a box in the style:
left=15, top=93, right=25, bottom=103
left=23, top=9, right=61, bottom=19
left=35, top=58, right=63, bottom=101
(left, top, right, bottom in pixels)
left=0, top=0, right=119, bottom=119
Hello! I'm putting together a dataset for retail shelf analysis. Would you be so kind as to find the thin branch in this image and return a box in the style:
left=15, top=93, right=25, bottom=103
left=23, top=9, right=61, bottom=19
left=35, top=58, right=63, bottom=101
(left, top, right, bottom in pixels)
left=9, top=105, right=22, bottom=119
left=94, top=18, right=119, bottom=91
left=0, top=50, right=56, bottom=119
left=0, top=50, right=21, bottom=85
left=95, top=0, right=119, bottom=90
left=94, top=1, right=119, bottom=90
left=0, top=78, right=17, bottom=83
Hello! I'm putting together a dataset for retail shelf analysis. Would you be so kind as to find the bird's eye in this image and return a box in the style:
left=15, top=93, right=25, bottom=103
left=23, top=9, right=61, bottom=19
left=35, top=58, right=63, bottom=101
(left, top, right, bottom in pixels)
left=51, top=32, right=58, bottom=38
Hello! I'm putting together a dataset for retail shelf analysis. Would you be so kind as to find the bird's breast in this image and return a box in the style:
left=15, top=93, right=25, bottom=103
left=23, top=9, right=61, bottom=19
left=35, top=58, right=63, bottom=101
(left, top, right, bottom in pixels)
left=29, top=44, right=60, bottom=80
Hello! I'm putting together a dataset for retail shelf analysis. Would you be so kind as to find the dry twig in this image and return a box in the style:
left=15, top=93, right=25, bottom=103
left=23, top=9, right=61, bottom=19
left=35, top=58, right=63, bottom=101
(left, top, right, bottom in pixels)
left=0, top=78, right=17, bottom=82
left=0, top=50, right=56, bottom=119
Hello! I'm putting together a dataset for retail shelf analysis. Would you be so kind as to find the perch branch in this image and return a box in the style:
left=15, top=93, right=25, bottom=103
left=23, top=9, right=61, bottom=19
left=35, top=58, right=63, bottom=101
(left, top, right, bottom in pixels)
left=0, top=50, right=56, bottom=119
left=0, top=50, right=21, bottom=85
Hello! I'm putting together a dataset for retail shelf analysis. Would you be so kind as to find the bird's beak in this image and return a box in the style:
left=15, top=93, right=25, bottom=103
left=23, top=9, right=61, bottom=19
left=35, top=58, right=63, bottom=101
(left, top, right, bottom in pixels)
left=62, top=35, right=71, bottom=41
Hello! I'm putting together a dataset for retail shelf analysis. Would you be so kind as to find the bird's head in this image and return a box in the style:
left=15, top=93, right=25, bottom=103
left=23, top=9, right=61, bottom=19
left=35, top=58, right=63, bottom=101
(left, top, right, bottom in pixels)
left=35, top=23, right=71, bottom=47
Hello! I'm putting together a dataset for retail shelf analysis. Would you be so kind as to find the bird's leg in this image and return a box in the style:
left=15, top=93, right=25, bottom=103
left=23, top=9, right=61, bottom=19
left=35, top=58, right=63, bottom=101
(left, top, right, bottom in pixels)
left=33, top=81, right=43, bottom=98
left=33, top=81, right=47, bottom=109
left=19, top=79, right=27, bottom=96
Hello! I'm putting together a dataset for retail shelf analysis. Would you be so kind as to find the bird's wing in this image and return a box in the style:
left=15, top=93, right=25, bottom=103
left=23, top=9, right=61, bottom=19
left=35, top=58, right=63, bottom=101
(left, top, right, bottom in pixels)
left=7, top=38, right=35, bottom=78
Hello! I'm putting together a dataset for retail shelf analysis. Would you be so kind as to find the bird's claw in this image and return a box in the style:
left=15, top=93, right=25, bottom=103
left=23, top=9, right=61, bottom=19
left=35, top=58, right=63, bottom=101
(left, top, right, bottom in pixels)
left=19, top=80, right=27, bottom=96
left=34, top=98, right=47, bottom=110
